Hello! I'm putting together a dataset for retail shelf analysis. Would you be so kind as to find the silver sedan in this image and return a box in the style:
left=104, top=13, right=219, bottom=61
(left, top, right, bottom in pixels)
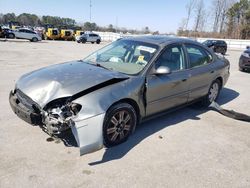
left=9, top=36, right=230, bottom=155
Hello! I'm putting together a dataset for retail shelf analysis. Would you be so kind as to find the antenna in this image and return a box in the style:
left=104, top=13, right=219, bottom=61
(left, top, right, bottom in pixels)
left=90, top=0, right=92, bottom=22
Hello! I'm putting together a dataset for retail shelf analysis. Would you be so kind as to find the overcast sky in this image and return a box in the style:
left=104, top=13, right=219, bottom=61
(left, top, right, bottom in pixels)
left=0, top=0, right=211, bottom=33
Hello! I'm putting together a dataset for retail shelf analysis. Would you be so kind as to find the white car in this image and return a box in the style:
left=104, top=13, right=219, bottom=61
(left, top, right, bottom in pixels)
left=76, top=33, right=101, bottom=44
left=8, top=28, right=42, bottom=42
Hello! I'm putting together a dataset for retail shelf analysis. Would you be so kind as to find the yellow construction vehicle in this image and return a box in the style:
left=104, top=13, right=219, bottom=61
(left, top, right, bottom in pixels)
left=8, top=21, right=21, bottom=29
left=73, top=30, right=85, bottom=41
left=60, top=29, right=74, bottom=41
left=75, top=30, right=85, bottom=37
left=45, top=28, right=60, bottom=40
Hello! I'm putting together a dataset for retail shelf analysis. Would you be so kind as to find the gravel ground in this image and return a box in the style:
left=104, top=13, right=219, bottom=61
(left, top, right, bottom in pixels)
left=0, top=39, right=250, bottom=188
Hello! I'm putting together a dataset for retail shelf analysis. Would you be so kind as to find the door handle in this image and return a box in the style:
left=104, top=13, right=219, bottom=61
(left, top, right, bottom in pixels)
left=210, top=70, right=215, bottom=74
left=182, top=78, right=187, bottom=82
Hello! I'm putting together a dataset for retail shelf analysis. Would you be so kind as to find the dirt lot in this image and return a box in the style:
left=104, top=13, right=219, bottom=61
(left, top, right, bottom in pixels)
left=0, top=39, right=250, bottom=188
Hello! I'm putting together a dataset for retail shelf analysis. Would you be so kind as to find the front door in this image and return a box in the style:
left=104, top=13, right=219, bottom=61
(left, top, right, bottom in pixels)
left=146, top=44, right=190, bottom=116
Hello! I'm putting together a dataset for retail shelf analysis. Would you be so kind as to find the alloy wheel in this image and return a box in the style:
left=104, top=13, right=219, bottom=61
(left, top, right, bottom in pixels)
left=208, top=82, right=219, bottom=103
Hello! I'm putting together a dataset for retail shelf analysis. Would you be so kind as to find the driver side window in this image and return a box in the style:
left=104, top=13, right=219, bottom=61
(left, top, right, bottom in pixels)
left=155, top=45, right=185, bottom=72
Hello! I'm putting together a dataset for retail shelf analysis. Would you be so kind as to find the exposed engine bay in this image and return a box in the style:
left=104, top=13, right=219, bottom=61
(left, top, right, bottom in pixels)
left=42, top=102, right=81, bottom=135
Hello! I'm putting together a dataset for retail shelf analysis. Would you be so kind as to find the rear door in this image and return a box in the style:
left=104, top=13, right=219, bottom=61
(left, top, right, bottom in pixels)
left=89, top=34, right=98, bottom=42
left=25, top=30, right=36, bottom=40
left=184, top=43, right=216, bottom=101
left=146, top=44, right=190, bottom=116
left=15, top=29, right=27, bottom=39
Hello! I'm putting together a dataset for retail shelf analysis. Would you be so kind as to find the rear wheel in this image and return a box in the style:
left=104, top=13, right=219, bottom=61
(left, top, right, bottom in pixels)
left=222, top=48, right=226, bottom=55
left=103, top=103, right=137, bottom=147
left=202, top=79, right=221, bottom=106
left=81, top=38, right=87, bottom=43
left=31, top=37, right=38, bottom=42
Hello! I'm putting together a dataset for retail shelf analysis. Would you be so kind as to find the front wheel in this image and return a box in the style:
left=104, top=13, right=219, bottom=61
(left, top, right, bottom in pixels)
left=8, top=33, right=15, bottom=39
left=202, top=79, right=221, bottom=106
left=96, top=39, right=101, bottom=44
left=103, top=103, right=137, bottom=147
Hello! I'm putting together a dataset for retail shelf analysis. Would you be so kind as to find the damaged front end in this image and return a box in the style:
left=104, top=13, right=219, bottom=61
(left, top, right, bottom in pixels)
left=9, top=89, right=81, bottom=138
left=42, top=98, right=82, bottom=135
left=9, top=88, right=104, bottom=155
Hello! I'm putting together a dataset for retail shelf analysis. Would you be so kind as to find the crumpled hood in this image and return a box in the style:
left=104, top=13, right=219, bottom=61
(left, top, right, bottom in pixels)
left=16, top=61, right=128, bottom=108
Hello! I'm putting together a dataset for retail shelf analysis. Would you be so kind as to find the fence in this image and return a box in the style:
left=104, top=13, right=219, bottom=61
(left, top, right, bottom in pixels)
left=93, top=31, right=250, bottom=50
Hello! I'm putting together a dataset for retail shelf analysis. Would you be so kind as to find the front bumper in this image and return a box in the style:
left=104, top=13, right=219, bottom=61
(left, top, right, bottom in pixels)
left=71, top=113, right=105, bottom=155
left=9, top=91, right=42, bottom=125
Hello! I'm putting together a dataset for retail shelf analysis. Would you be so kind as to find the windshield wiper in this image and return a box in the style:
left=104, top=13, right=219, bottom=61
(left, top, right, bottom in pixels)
left=95, top=63, right=112, bottom=71
left=79, top=60, right=112, bottom=71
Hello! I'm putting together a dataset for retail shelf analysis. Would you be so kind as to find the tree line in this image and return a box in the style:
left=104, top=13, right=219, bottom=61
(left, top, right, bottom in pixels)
left=178, top=0, right=250, bottom=39
left=0, top=13, right=155, bottom=34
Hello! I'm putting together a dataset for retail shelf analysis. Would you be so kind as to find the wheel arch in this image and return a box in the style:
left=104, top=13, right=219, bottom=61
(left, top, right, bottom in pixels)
left=215, top=76, right=223, bottom=88
left=107, top=98, right=141, bottom=125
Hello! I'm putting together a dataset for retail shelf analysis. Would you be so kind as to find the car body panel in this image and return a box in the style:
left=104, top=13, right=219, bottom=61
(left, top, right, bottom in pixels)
left=12, top=28, right=41, bottom=41
left=77, top=33, right=101, bottom=43
left=146, top=71, right=190, bottom=115
left=16, top=61, right=129, bottom=108
left=9, top=36, right=230, bottom=155
left=71, top=113, right=105, bottom=155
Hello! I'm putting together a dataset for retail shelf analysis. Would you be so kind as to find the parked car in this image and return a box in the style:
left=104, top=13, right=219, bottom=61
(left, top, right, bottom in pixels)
left=8, top=28, right=42, bottom=42
left=9, top=36, right=230, bottom=155
left=202, top=40, right=227, bottom=55
left=0, top=27, right=12, bottom=38
left=239, top=46, right=250, bottom=72
left=76, top=33, right=101, bottom=44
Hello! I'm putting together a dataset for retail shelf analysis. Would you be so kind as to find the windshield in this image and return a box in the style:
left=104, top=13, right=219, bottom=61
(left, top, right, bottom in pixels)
left=203, top=40, right=212, bottom=45
left=83, top=39, right=158, bottom=75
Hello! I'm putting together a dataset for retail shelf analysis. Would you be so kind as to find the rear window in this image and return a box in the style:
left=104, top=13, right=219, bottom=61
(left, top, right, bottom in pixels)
left=186, top=44, right=213, bottom=68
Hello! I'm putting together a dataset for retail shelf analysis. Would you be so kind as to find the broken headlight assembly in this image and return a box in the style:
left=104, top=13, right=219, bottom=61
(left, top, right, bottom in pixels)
left=43, top=98, right=82, bottom=135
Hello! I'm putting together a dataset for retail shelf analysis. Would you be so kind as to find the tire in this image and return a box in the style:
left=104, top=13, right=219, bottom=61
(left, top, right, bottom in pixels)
left=8, top=33, right=15, bottom=39
left=81, top=38, right=87, bottom=43
left=202, top=79, right=221, bottom=106
left=91, top=42, right=94, bottom=44
left=103, top=103, right=137, bottom=147
left=96, top=39, right=101, bottom=44
left=31, top=37, right=38, bottom=42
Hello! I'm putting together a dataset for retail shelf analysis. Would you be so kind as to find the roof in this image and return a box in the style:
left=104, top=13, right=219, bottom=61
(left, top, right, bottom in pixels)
left=124, top=35, right=198, bottom=46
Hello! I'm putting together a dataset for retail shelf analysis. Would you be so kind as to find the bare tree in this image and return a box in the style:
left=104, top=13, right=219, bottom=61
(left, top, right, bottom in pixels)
left=212, top=0, right=235, bottom=33
left=185, top=0, right=197, bottom=30
left=219, top=0, right=235, bottom=33
left=212, top=0, right=223, bottom=32
left=194, top=0, right=205, bottom=32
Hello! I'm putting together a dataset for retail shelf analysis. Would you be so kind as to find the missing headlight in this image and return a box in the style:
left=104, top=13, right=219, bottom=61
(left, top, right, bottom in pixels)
left=43, top=100, right=82, bottom=135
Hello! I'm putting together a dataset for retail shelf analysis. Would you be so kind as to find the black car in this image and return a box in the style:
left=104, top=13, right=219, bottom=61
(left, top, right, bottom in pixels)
left=0, top=27, right=11, bottom=38
left=239, top=46, right=250, bottom=72
left=202, top=40, right=227, bottom=55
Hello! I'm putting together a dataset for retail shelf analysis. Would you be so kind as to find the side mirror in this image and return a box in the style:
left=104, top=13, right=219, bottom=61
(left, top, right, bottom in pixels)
left=154, top=66, right=171, bottom=75
left=246, top=46, right=250, bottom=49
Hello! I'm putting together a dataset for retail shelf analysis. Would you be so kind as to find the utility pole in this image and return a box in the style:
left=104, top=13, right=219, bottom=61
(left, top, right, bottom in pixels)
left=115, top=16, right=118, bottom=33
left=90, top=0, right=92, bottom=22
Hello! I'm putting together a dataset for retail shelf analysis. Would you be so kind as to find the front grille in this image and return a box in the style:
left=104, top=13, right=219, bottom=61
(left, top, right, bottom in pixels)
left=16, top=89, right=40, bottom=111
